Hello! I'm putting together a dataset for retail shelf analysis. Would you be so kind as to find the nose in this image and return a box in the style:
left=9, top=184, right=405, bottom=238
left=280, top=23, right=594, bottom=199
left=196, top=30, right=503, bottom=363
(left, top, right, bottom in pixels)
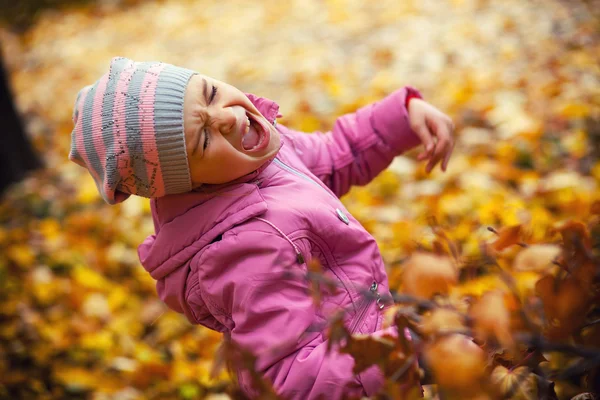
left=209, top=107, right=237, bottom=136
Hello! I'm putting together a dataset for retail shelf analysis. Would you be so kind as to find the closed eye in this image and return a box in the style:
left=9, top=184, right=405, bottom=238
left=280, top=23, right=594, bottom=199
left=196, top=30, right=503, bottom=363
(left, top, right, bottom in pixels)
left=202, top=78, right=218, bottom=105
left=209, top=85, right=217, bottom=104
left=203, top=128, right=210, bottom=151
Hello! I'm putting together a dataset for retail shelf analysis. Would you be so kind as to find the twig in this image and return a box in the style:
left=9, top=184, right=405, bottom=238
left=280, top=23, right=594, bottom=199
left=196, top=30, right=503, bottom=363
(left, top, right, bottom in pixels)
left=389, top=355, right=416, bottom=382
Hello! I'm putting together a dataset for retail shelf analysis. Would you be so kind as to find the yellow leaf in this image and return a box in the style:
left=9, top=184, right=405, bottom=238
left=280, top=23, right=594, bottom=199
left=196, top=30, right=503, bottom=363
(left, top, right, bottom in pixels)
left=491, top=366, right=538, bottom=400
left=559, top=102, right=591, bottom=119
left=512, top=271, right=544, bottom=298
left=7, top=244, right=36, bottom=267
left=80, top=330, right=113, bottom=352
left=72, top=265, right=111, bottom=291
left=38, top=218, right=61, bottom=241
left=107, top=286, right=130, bottom=311
left=77, top=177, right=100, bottom=204
left=452, top=274, right=506, bottom=297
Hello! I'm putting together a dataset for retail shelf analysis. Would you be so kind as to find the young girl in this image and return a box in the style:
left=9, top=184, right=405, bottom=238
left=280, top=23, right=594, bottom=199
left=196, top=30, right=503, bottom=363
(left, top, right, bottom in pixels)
left=69, top=57, right=455, bottom=399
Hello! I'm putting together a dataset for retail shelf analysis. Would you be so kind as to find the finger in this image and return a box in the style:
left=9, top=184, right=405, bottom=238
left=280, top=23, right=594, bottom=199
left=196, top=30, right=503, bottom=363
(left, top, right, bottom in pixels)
left=417, top=147, right=433, bottom=161
left=440, top=120, right=455, bottom=171
left=426, top=124, right=451, bottom=172
left=426, top=151, right=443, bottom=173
left=413, top=124, right=435, bottom=158
left=442, top=140, right=455, bottom=171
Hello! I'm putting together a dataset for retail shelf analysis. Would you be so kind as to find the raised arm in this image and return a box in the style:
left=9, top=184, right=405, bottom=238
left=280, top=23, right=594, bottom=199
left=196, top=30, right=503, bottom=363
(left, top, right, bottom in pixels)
left=278, top=87, right=422, bottom=198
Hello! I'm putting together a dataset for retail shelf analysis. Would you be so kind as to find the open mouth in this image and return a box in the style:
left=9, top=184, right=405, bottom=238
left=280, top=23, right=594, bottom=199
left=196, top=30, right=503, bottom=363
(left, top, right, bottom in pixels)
left=241, top=113, right=270, bottom=152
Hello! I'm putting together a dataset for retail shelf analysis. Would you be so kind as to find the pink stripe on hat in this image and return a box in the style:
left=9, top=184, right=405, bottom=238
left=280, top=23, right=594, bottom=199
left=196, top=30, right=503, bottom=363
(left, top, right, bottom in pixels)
left=139, top=62, right=167, bottom=198
left=104, top=59, right=135, bottom=202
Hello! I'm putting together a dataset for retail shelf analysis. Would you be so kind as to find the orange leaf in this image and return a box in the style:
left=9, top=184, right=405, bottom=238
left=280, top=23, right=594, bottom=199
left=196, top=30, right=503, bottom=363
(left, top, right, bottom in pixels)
left=591, top=200, right=600, bottom=215
left=470, top=291, right=514, bottom=349
left=535, top=275, right=591, bottom=340
left=340, top=334, right=396, bottom=374
left=420, top=308, right=465, bottom=338
left=490, top=225, right=522, bottom=252
left=401, top=252, right=458, bottom=299
left=424, top=334, right=487, bottom=393
left=553, top=220, right=592, bottom=253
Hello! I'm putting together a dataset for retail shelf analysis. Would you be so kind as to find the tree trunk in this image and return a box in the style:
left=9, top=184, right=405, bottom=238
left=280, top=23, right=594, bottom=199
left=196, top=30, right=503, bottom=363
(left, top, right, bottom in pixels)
left=0, top=49, right=43, bottom=197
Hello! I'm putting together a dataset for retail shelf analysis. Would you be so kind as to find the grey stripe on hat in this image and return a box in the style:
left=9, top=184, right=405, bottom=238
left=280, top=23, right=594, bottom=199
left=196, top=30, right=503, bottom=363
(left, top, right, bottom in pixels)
left=69, top=87, right=84, bottom=163
left=71, top=88, right=83, bottom=124
left=81, top=83, right=103, bottom=180
left=125, top=62, right=152, bottom=197
left=153, top=64, right=196, bottom=195
left=100, top=57, right=129, bottom=200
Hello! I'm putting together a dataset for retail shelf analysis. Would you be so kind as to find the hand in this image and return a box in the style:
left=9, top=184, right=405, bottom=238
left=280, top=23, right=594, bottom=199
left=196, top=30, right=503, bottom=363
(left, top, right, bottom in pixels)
left=408, top=98, right=455, bottom=173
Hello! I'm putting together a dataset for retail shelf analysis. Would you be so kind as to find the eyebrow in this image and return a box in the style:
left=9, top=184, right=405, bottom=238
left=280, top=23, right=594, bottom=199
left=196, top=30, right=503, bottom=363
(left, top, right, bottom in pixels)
left=202, top=77, right=208, bottom=103
left=191, top=78, right=210, bottom=157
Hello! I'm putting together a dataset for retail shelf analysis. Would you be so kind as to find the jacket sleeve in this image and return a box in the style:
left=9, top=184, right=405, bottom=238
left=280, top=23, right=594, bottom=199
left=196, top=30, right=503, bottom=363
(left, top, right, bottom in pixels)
left=196, top=230, right=384, bottom=399
left=278, top=86, right=422, bottom=198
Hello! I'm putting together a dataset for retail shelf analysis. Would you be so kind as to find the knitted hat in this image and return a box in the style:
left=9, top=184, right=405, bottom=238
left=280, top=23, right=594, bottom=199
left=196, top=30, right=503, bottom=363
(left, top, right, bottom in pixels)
left=69, top=57, right=198, bottom=204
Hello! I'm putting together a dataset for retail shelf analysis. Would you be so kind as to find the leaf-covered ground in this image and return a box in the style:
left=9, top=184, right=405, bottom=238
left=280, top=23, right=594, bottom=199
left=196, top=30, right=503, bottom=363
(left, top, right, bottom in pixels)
left=0, top=0, right=599, bottom=399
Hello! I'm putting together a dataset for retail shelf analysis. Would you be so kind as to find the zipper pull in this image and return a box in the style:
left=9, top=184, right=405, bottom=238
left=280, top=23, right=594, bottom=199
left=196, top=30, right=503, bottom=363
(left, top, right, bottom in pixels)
left=370, top=281, right=385, bottom=310
left=296, top=251, right=305, bottom=265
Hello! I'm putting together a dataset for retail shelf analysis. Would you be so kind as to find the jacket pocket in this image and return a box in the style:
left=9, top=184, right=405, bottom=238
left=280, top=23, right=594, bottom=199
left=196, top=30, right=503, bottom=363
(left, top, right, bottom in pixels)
left=348, top=281, right=378, bottom=334
left=291, top=230, right=359, bottom=301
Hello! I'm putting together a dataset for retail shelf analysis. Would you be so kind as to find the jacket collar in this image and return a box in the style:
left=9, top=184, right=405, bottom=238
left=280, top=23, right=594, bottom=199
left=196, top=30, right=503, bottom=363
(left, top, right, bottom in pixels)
left=140, top=181, right=268, bottom=280
left=139, top=93, right=282, bottom=278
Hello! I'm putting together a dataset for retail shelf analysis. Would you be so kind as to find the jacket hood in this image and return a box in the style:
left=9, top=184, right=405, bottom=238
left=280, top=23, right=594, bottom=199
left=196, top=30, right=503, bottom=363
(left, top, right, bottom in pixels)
left=137, top=92, right=281, bottom=283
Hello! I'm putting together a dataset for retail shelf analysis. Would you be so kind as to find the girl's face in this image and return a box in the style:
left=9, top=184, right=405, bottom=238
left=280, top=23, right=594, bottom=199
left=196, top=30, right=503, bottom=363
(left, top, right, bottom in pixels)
left=183, top=74, right=281, bottom=187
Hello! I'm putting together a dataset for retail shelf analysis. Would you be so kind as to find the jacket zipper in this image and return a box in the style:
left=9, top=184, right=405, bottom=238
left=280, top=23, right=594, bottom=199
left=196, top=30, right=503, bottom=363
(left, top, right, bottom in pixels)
left=349, top=281, right=379, bottom=334
left=273, top=157, right=385, bottom=329
left=273, top=158, right=336, bottom=200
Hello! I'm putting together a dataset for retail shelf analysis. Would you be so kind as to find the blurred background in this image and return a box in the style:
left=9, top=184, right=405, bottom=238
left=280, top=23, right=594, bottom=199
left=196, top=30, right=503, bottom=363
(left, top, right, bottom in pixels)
left=0, top=0, right=599, bottom=399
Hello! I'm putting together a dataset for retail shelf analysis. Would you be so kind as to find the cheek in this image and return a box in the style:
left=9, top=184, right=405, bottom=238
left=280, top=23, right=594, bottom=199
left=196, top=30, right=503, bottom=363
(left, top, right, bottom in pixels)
left=205, top=153, right=259, bottom=183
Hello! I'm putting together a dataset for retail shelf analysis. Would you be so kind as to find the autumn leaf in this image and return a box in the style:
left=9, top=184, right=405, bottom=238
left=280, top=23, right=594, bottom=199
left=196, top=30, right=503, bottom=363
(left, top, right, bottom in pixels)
left=419, top=307, right=466, bottom=338
left=553, top=220, right=593, bottom=255
left=535, top=275, right=591, bottom=340
left=401, top=252, right=458, bottom=299
left=490, top=366, right=538, bottom=400
left=424, top=334, right=487, bottom=394
left=489, top=225, right=523, bottom=252
left=513, top=244, right=562, bottom=273
left=470, top=290, right=514, bottom=349
left=340, top=334, right=396, bottom=374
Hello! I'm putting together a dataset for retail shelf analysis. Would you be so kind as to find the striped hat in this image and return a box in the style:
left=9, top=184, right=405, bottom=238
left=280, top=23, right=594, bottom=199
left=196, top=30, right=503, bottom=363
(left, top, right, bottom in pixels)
left=69, top=57, right=198, bottom=204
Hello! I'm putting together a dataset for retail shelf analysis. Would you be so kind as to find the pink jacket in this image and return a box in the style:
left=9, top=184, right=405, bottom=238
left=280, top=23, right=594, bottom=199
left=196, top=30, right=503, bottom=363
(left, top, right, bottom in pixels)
left=138, top=87, right=422, bottom=399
